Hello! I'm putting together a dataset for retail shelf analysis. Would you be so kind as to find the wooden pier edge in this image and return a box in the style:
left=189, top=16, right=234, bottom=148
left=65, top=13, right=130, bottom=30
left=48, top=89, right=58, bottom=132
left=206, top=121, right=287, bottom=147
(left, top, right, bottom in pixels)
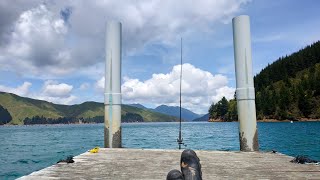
left=18, top=148, right=320, bottom=179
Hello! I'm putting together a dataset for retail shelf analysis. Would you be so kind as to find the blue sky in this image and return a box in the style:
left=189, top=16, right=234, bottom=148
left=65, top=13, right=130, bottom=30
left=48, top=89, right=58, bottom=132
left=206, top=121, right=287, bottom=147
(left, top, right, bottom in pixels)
left=0, top=0, right=319, bottom=114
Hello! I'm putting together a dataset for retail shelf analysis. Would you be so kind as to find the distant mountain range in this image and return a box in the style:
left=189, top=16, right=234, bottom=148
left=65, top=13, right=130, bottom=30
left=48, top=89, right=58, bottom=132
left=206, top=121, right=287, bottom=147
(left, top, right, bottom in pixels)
left=129, top=104, right=202, bottom=121
left=0, top=92, right=179, bottom=125
left=153, top=105, right=201, bottom=121
left=193, top=113, right=209, bottom=121
left=129, top=103, right=149, bottom=110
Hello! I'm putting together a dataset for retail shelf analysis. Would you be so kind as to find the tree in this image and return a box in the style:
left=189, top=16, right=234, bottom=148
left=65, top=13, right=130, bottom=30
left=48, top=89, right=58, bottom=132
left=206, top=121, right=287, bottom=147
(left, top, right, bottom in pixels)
left=208, top=97, right=230, bottom=121
left=208, top=103, right=217, bottom=119
left=122, top=113, right=143, bottom=122
left=226, top=99, right=237, bottom=121
left=298, top=88, right=313, bottom=118
left=218, top=97, right=229, bottom=118
left=0, top=105, right=12, bottom=125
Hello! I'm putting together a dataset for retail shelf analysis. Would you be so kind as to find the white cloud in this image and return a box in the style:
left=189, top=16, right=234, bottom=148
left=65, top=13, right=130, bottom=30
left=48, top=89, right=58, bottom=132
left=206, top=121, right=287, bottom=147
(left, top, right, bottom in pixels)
left=0, top=82, right=32, bottom=96
left=0, top=80, right=77, bottom=105
left=79, top=82, right=90, bottom=90
left=96, top=77, right=105, bottom=91
left=97, top=63, right=235, bottom=114
left=211, top=86, right=235, bottom=103
left=88, top=0, right=251, bottom=52
left=31, top=80, right=76, bottom=105
left=0, top=1, right=250, bottom=78
left=0, top=0, right=246, bottom=109
left=0, top=4, right=72, bottom=77
left=36, top=94, right=77, bottom=105
left=41, top=80, right=73, bottom=97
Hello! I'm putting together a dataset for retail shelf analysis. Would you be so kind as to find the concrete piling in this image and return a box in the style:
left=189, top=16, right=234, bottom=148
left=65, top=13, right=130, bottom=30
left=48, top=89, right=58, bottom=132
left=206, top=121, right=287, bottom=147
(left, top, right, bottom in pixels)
left=232, top=15, right=259, bottom=151
left=105, top=21, right=122, bottom=148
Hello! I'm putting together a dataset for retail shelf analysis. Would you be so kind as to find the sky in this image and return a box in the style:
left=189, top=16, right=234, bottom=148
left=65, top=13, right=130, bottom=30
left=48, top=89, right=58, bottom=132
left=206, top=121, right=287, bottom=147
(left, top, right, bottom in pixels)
left=0, top=0, right=319, bottom=114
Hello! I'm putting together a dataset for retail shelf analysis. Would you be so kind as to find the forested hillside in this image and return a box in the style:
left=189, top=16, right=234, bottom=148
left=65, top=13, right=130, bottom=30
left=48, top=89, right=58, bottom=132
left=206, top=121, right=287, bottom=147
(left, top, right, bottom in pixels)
left=209, top=41, right=320, bottom=121
left=255, top=41, right=320, bottom=120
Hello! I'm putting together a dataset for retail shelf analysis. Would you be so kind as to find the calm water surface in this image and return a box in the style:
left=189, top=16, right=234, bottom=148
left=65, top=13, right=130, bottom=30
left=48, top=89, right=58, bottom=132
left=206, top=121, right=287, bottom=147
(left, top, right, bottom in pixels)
left=0, top=122, right=319, bottom=179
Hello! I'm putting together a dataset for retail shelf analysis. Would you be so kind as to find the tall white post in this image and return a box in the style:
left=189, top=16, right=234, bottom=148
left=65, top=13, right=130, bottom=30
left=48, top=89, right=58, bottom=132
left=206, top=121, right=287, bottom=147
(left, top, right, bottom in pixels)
left=232, top=15, right=259, bottom=151
left=105, top=21, right=122, bottom=148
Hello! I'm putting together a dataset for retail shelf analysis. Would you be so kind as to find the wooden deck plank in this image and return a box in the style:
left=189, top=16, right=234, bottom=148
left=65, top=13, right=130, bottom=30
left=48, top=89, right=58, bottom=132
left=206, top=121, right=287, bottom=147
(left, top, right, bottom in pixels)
left=18, top=148, right=320, bottom=180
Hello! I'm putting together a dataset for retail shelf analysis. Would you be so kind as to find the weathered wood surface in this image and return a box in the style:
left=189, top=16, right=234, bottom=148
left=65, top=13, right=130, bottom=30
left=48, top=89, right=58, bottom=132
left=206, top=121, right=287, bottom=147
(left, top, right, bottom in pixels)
left=19, top=148, right=320, bottom=180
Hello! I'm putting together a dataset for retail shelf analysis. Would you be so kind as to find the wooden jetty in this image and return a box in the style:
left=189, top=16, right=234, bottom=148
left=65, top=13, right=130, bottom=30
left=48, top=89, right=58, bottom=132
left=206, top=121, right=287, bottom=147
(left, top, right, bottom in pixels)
left=19, top=148, right=320, bottom=179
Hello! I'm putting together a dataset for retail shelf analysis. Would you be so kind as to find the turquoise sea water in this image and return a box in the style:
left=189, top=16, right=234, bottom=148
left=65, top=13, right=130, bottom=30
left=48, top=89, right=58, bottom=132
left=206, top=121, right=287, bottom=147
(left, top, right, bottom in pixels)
left=0, top=121, right=319, bottom=179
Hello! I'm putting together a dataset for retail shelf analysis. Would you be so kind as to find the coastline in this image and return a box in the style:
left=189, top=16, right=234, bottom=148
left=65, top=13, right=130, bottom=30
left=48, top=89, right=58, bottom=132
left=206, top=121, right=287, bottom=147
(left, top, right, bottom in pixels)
left=208, top=118, right=320, bottom=122
left=0, top=120, right=180, bottom=126
left=258, top=118, right=320, bottom=122
left=2, top=119, right=320, bottom=126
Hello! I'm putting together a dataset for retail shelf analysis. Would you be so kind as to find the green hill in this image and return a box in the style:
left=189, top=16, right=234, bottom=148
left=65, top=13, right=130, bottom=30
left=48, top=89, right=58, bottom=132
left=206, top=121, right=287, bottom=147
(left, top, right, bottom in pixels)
left=0, top=92, right=179, bottom=125
left=208, top=40, right=320, bottom=121
left=254, top=41, right=320, bottom=120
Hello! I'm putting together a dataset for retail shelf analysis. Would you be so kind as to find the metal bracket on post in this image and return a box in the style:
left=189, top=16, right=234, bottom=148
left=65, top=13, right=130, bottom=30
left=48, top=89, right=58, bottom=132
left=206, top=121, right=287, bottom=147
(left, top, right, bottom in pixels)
left=104, top=93, right=122, bottom=105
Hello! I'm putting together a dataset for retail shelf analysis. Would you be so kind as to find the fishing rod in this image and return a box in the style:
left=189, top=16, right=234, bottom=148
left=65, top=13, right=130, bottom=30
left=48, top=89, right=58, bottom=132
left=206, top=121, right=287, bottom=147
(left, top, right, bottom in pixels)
left=177, top=37, right=185, bottom=149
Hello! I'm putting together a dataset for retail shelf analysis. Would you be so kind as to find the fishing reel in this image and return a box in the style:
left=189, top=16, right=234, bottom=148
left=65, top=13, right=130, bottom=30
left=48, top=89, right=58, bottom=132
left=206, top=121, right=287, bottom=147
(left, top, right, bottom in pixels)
left=177, top=138, right=187, bottom=148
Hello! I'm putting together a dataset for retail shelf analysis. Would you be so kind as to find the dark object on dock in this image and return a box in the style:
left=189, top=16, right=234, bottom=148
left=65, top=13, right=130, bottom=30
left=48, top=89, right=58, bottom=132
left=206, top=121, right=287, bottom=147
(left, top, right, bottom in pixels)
left=167, top=169, right=183, bottom=180
left=167, top=149, right=202, bottom=180
left=57, top=156, right=74, bottom=163
left=180, top=149, right=202, bottom=180
left=290, top=155, right=318, bottom=164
